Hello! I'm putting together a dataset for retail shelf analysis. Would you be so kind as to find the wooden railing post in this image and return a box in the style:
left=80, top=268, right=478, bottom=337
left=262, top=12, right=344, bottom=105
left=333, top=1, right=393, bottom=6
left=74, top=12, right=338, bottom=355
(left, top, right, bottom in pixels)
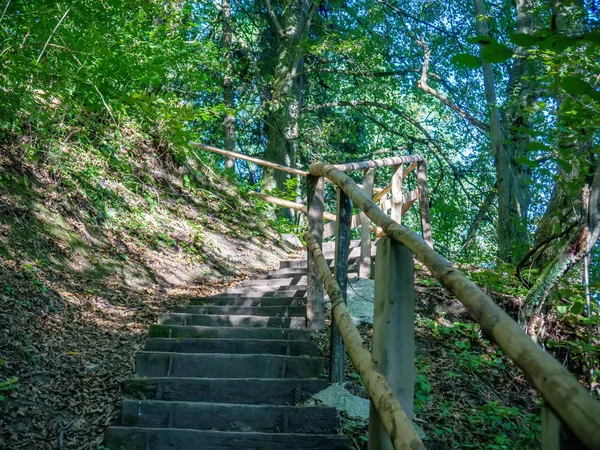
left=306, top=175, right=325, bottom=330
left=330, top=187, right=352, bottom=383
left=368, top=237, right=415, bottom=450
left=360, top=168, right=375, bottom=278
left=416, top=161, right=433, bottom=248
left=391, top=164, right=403, bottom=224
left=542, top=404, right=587, bottom=450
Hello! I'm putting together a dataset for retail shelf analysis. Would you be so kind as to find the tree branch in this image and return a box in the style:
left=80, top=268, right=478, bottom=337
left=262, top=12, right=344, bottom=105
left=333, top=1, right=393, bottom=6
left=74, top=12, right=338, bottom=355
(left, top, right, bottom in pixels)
left=374, top=0, right=458, bottom=39
left=37, top=7, right=70, bottom=63
left=308, top=100, right=470, bottom=200
left=308, top=68, right=419, bottom=78
left=263, top=0, right=284, bottom=38
left=460, top=189, right=497, bottom=253
left=416, top=38, right=489, bottom=133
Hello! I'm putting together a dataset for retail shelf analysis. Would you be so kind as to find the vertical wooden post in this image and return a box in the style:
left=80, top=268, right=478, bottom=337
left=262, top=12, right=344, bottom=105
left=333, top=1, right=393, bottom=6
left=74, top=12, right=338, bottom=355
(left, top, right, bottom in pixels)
left=360, top=168, right=375, bottom=278
left=542, top=404, right=587, bottom=450
left=416, top=161, right=433, bottom=248
left=306, top=175, right=325, bottom=330
left=330, top=187, right=352, bottom=383
left=391, top=164, right=403, bottom=224
left=368, top=237, right=415, bottom=450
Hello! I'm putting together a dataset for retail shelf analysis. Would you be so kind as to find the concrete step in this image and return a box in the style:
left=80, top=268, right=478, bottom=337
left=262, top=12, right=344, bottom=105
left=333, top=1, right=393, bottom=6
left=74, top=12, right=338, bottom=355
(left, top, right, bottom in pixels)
left=104, top=428, right=352, bottom=450
left=136, top=352, right=327, bottom=378
left=262, top=264, right=358, bottom=278
left=242, top=276, right=308, bottom=287
left=323, top=246, right=375, bottom=259
left=158, top=313, right=307, bottom=329
left=120, top=400, right=341, bottom=434
left=279, top=258, right=360, bottom=270
left=226, top=286, right=307, bottom=294
left=144, top=338, right=319, bottom=356
left=148, top=325, right=311, bottom=340
left=123, top=377, right=330, bottom=405
left=278, top=247, right=375, bottom=270
left=173, top=305, right=306, bottom=317
left=213, top=290, right=306, bottom=298
left=321, top=239, right=361, bottom=251
left=188, top=297, right=306, bottom=307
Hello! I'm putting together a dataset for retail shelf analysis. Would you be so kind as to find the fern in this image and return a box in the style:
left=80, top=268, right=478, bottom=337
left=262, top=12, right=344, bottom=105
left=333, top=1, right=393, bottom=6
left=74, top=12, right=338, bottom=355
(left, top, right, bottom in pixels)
left=0, top=376, right=19, bottom=401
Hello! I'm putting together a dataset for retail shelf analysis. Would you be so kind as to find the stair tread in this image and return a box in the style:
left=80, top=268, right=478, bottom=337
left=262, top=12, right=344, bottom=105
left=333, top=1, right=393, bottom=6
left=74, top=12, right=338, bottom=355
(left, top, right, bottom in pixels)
left=149, top=324, right=311, bottom=340
left=173, top=305, right=306, bottom=316
left=120, top=400, right=341, bottom=434
left=145, top=338, right=319, bottom=356
left=188, top=297, right=306, bottom=306
left=136, top=352, right=327, bottom=378
left=158, top=313, right=307, bottom=328
left=123, top=377, right=330, bottom=404
left=104, top=427, right=352, bottom=450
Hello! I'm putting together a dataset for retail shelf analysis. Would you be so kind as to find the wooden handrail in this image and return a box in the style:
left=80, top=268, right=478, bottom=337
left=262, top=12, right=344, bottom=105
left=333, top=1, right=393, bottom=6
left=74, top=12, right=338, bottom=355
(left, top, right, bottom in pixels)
left=249, top=191, right=337, bottom=221
left=194, top=143, right=384, bottom=193
left=372, top=162, right=418, bottom=203
left=334, top=155, right=424, bottom=172
left=308, top=161, right=600, bottom=449
left=304, top=231, right=425, bottom=450
left=191, top=143, right=310, bottom=176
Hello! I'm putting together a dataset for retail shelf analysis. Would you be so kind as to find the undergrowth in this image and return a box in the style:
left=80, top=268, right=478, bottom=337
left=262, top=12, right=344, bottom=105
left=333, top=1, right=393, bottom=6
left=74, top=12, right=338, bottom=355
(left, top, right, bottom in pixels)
left=0, top=122, right=292, bottom=449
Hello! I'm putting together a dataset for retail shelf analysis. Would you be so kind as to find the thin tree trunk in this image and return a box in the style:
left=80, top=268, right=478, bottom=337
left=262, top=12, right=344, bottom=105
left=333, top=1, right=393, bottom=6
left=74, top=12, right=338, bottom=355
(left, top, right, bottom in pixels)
left=523, top=162, right=600, bottom=335
left=473, top=0, right=533, bottom=264
left=222, top=0, right=236, bottom=171
left=531, top=0, right=589, bottom=268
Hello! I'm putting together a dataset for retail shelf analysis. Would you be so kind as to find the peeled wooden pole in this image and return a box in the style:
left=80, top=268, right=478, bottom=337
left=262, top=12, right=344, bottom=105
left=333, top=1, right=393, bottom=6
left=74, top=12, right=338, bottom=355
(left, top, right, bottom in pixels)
left=303, top=231, right=426, bottom=450
left=373, top=163, right=418, bottom=203
left=330, top=188, right=352, bottom=383
left=249, top=191, right=337, bottom=222
left=306, top=175, right=325, bottom=330
left=192, top=143, right=309, bottom=176
left=309, top=161, right=600, bottom=449
left=360, top=168, right=375, bottom=278
left=334, top=155, right=424, bottom=172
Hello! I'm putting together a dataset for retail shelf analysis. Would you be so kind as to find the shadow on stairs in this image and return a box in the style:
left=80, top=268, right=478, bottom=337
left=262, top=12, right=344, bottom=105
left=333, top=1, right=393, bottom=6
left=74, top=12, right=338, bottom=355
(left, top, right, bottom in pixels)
left=103, top=251, right=353, bottom=450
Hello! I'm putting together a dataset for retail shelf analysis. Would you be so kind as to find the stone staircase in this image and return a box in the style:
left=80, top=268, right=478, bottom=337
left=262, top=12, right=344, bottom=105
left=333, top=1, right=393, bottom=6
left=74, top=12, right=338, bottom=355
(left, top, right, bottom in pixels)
left=103, top=242, right=366, bottom=450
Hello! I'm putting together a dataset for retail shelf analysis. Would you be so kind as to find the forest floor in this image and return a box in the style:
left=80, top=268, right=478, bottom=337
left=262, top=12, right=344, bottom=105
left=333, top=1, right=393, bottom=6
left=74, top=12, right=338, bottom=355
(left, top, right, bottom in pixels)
left=0, top=139, right=295, bottom=449
left=0, top=135, right=590, bottom=450
left=312, top=264, right=544, bottom=450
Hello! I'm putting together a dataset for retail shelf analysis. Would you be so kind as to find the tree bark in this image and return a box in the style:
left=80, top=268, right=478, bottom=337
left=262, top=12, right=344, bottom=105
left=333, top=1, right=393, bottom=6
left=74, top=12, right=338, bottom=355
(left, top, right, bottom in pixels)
left=222, top=0, right=236, bottom=171
left=531, top=0, right=589, bottom=268
left=262, top=0, right=313, bottom=198
left=473, top=0, right=534, bottom=265
left=523, top=161, right=600, bottom=335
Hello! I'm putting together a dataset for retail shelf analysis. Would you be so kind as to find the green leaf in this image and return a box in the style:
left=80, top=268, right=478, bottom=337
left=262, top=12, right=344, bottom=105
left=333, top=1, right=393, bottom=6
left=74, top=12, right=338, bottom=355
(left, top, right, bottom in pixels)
left=510, top=33, right=538, bottom=47
left=481, top=43, right=513, bottom=63
left=556, top=305, right=568, bottom=315
left=467, top=36, right=495, bottom=45
left=570, top=302, right=584, bottom=315
left=527, top=142, right=549, bottom=152
left=562, top=77, right=593, bottom=96
left=552, top=223, right=561, bottom=235
left=554, top=158, right=573, bottom=173
left=515, top=156, right=540, bottom=168
left=451, top=54, right=481, bottom=69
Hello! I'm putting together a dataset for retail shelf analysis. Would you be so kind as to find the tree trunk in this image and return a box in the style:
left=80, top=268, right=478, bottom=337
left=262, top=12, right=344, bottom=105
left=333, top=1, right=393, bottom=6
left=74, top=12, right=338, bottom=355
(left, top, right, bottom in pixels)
left=262, top=0, right=311, bottom=199
left=531, top=0, right=589, bottom=268
left=521, top=0, right=594, bottom=337
left=222, top=0, right=236, bottom=172
left=473, top=0, right=534, bottom=265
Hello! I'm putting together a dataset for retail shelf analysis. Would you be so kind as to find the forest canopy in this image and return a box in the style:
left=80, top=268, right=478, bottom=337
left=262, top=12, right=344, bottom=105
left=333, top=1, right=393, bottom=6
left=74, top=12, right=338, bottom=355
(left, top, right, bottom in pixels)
left=1, top=0, right=599, bottom=331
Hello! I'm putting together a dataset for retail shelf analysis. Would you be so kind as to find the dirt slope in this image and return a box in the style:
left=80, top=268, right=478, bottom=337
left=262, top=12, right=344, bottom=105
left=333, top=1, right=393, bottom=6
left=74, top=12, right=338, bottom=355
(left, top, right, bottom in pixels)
left=0, top=140, right=294, bottom=450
